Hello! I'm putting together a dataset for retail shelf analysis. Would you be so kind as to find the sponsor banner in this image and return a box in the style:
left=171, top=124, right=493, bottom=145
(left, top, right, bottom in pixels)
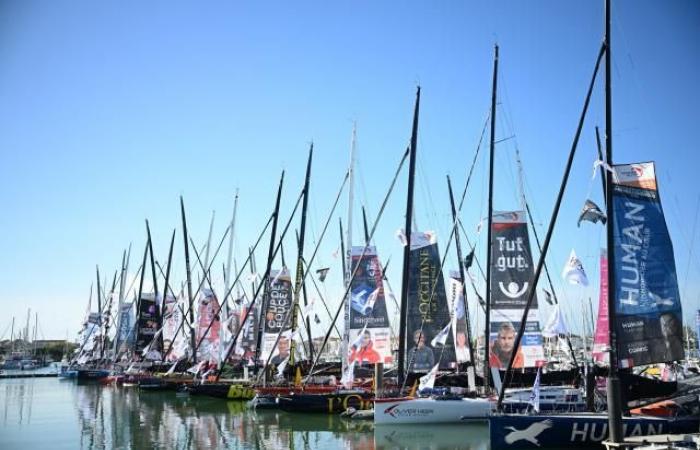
left=489, top=211, right=545, bottom=369
left=592, top=250, right=610, bottom=364
left=260, top=268, right=293, bottom=364
left=612, top=162, right=684, bottom=366
left=197, top=289, right=221, bottom=362
left=116, top=302, right=134, bottom=352
left=405, top=232, right=456, bottom=372
left=347, top=246, right=393, bottom=366
left=135, top=293, right=162, bottom=353
left=162, top=295, right=185, bottom=361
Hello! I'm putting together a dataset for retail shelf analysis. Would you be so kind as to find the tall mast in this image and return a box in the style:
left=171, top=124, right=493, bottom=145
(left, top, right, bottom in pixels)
left=604, top=0, right=623, bottom=443
left=361, top=206, right=370, bottom=244
left=222, top=190, right=239, bottom=367
left=134, top=238, right=149, bottom=353
left=398, top=86, right=421, bottom=387
left=447, top=175, right=476, bottom=366
left=161, top=229, right=176, bottom=358
left=254, top=171, right=285, bottom=368
left=112, top=247, right=130, bottom=356
left=180, top=197, right=197, bottom=363
left=484, top=44, right=499, bottom=391
left=291, top=145, right=314, bottom=368
left=10, top=317, right=15, bottom=353
left=96, top=266, right=103, bottom=360
left=346, top=123, right=357, bottom=273
left=339, top=218, right=347, bottom=282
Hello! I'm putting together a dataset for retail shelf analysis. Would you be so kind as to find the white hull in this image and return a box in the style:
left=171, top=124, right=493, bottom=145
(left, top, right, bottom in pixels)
left=373, top=397, right=492, bottom=425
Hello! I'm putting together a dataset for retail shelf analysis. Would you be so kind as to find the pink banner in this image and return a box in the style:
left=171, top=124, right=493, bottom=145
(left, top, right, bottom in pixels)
left=197, top=289, right=221, bottom=362
left=592, top=250, right=609, bottom=364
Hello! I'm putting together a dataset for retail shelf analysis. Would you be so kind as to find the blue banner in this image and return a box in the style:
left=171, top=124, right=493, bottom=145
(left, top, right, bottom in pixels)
left=696, top=310, right=700, bottom=351
left=612, top=162, right=684, bottom=367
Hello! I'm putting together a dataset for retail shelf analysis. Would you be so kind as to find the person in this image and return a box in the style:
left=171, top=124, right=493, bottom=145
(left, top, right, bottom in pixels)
left=348, top=329, right=381, bottom=364
left=489, top=322, right=524, bottom=369
left=455, top=330, right=470, bottom=363
left=271, top=336, right=290, bottom=366
left=407, top=330, right=435, bottom=372
left=659, top=312, right=684, bottom=361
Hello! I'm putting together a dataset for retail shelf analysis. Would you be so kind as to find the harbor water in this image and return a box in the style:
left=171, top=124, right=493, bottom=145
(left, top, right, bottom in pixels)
left=0, top=377, right=490, bottom=449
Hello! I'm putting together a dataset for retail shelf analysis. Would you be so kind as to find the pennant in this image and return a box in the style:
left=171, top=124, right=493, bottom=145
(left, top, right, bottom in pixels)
left=542, top=304, right=569, bottom=338
left=431, top=322, right=451, bottom=347
left=316, top=267, right=330, bottom=282
left=463, top=250, right=475, bottom=270
left=577, top=199, right=607, bottom=227
left=340, top=359, right=356, bottom=389
left=542, top=289, right=554, bottom=306
left=528, top=367, right=541, bottom=413
left=418, top=363, right=440, bottom=391
left=301, top=299, right=316, bottom=319
left=396, top=228, right=408, bottom=246
left=331, top=248, right=339, bottom=259
left=562, top=249, right=589, bottom=286
left=314, top=314, right=321, bottom=325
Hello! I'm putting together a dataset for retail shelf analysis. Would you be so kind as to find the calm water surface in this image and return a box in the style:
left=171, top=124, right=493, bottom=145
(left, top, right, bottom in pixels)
left=0, top=377, right=490, bottom=449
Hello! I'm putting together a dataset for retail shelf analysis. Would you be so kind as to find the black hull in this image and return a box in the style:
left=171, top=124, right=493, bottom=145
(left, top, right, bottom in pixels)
left=187, top=382, right=255, bottom=400
left=277, top=391, right=373, bottom=414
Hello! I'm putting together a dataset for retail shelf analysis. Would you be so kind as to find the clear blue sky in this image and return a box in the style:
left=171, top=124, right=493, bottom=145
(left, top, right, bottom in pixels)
left=1, top=1, right=698, bottom=341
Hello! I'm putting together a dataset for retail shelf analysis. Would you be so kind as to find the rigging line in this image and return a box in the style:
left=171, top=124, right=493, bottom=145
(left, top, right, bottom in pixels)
left=305, top=264, right=342, bottom=339
left=255, top=170, right=350, bottom=377
left=305, top=147, right=410, bottom=383
left=258, top=169, right=350, bottom=378
left=219, top=172, right=344, bottom=377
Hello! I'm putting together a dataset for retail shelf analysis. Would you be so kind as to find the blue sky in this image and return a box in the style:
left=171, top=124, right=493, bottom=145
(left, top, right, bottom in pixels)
left=0, top=1, right=698, bottom=341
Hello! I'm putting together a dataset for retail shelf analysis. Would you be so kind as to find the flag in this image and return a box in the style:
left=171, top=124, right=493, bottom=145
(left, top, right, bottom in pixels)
left=316, top=267, right=330, bottom=282
left=562, top=249, right=589, bottom=286
left=301, top=299, right=316, bottom=319
left=314, top=314, right=321, bottom=325
left=246, top=272, right=260, bottom=283
left=592, top=159, right=617, bottom=182
left=542, top=289, right=554, bottom=306
left=276, top=356, right=289, bottom=378
left=349, top=321, right=369, bottom=353
left=577, top=199, right=607, bottom=227
left=396, top=228, right=407, bottom=246
left=431, top=323, right=451, bottom=347
left=340, top=360, right=356, bottom=389
left=542, top=304, right=569, bottom=338
left=418, top=363, right=440, bottom=391
left=463, top=250, right=475, bottom=270
left=528, top=367, right=541, bottom=413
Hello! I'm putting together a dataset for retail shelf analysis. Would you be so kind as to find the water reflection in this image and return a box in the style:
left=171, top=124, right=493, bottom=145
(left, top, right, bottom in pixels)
left=0, top=379, right=491, bottom=449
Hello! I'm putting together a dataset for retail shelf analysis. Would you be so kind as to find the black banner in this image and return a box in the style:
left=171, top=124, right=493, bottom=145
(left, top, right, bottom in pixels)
left=135, top=293, right=162, bottom=353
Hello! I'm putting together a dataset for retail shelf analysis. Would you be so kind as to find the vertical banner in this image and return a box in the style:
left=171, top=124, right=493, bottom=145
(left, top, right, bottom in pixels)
left=347, top=246, right=393, bottom=366
left=162, top=294, right=184, bottom=361
left=260, top=268, right=293, bottom=365
left=196, top=289, right=221, bottom=362
left=405, top=231, right=456, bottom=372
left=489, top=211, right=545, bottom=369
left=116, top=302, right=134, bottom=353
left=612, top=162, right=684, bottom=367
left=135, top=293, right=161, bottom=353
left=448, top=271, right=471, bottom=363
left=238, top=302, right=258, bottom=361
left=592, top=250, right=610, bottom=364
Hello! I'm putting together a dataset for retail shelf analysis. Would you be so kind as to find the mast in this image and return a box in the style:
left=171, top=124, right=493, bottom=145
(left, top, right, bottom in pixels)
left=112, top=247, right=129, bottom=356
left=203, top=211, right=216, bottom=279
left=222, top=190, right=239, bottom=367
left=291, top=145, right=314, bottom=368
left=398, top=86, right=420, bottom=387
left=254, top=171, right=285, bottom=368
left=447, top=175, right=476, bottom=366
left=10, top=317, right=15, bottom=353
left=133, top=238, right=149, bottom=354
left=96, top=266, right=103, bottom=360
left=339, top=218, right=347, bottom=282
left=484, top=44, right=499, bottom=391
left=346, top=123, right=357, bottom=276
left=162, top=229, right=176, bottom=358
left=180, top=196, right=197, bottom=364
left=604, top=0, right=623, bottom=443
left=361, top=206, right=370, bottom=244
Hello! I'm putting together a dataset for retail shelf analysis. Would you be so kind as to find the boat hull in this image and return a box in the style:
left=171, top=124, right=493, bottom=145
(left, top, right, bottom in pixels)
left=187, top=382, right=256, bottom=400
left=489, top=413, right=700, bottom=450
left=277, top=390, right=373, bottom=414
left=76, top=369, right=110, bottom=381
left=374, top=397, right=492, bottom=425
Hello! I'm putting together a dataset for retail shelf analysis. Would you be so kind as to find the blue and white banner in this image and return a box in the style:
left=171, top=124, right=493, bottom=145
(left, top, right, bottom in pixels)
left=612, top=162, right=684, bottom=367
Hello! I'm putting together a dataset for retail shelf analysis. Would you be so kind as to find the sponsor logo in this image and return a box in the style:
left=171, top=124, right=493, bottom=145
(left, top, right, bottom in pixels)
left=504, top=419, right=552, bottom=446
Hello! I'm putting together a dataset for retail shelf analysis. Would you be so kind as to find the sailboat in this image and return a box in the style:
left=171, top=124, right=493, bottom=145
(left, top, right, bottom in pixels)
left=489, top=1, right=699, bottom=448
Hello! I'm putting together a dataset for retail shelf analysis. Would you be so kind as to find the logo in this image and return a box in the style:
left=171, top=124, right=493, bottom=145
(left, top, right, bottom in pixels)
left=504, top=419, right=552, bottom=446
left=499, top=281, right=528, bottom=299
left=384, top=403, right=400, bottom=417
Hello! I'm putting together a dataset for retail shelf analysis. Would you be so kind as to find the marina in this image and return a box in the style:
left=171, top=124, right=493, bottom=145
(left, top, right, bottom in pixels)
left=1, top=1, right=699, bottom=449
